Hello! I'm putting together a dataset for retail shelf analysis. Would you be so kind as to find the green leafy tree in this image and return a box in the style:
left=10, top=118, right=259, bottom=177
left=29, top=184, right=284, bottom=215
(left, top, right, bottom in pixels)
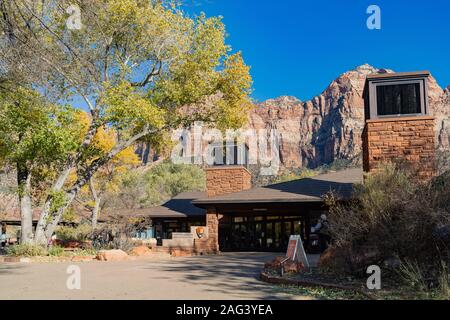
left=0, top=0, right=252, bottom=244
left=0, top=85, right=82, bottom=243
left=75, top=122, right=141, bottom=228
left=104, top=162, right=205, bottom=209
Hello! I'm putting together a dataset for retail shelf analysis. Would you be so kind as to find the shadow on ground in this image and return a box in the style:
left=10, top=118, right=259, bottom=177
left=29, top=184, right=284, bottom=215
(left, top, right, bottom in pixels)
left=148, top=252, right=301, bottom=300
left=0, top=263, right=25, bottom=276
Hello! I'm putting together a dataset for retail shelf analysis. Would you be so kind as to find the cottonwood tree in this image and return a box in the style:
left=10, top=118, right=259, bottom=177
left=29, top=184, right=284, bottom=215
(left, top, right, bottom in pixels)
left=73, top=119, right=141, bottom=229
left=0, top=0, right=252, bottom=245
left=89, top=128, right=141, bottom=229
left=0, top=86, right=84, bottom=243
left=107, top=162, right=206, bottom=209
left=0, top=165, right=19, bottom=223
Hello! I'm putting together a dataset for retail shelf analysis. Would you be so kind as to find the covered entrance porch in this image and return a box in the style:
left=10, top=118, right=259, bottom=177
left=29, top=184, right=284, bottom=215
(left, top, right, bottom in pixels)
left=220, top=214, right=306, bottom=252
left=192, top=167, right=362, bottom=255
left=214, top=202, right=326, bottom=253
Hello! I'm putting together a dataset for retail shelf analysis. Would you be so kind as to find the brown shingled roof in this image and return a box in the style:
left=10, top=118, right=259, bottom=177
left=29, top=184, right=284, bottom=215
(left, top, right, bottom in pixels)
left=193, top=168, right=363, bottom=206
left=104, top=191, right=206, bottom=220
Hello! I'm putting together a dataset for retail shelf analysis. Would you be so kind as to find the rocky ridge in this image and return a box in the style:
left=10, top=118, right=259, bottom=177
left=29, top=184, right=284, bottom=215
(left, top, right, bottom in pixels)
left=248, top=64, right=450, bottom=169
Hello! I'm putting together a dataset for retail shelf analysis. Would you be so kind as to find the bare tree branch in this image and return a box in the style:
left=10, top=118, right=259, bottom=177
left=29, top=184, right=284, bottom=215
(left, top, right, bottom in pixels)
left=131, top=60, right=162, bottom=87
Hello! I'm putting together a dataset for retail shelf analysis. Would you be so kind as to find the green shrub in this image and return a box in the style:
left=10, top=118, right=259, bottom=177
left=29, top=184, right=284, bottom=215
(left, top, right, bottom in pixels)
left=55, top=224, right=92, bottom=242
left=6, top=244, right=47, bottom=257
left=275, top=168, right=316, bottom=183
left=110, top=237, right=135, bottom=252
left=48, top=245, right=65, bottom=257
left=104, top=162, right=206, bottom=208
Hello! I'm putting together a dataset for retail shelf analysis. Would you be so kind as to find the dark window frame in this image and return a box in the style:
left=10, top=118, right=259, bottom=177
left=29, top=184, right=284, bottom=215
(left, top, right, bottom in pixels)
left=368, top=78, right=428, bottom=119
left=210, top=141, right=249, bottom=166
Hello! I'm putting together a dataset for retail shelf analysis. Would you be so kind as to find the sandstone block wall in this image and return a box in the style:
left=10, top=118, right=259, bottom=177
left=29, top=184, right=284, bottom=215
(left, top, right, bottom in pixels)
left=205, top=166, right=252, bottom=252
left=362, top=116, right=436, bottom=180
left=205, top=166, right=252, bottom=197
left=205, top=210, right=220, bottom=253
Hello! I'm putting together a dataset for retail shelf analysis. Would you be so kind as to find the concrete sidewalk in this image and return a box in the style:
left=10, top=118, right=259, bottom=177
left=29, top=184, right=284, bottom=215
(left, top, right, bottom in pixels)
left=0, top=252, right=313, bottom=300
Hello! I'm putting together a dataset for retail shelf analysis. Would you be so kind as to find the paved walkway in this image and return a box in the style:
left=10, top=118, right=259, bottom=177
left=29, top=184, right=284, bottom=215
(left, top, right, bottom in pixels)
left=0, top=252, right=313, bottom=300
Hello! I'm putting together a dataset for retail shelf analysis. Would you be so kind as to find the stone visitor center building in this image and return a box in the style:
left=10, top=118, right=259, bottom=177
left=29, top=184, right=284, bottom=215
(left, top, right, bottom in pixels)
left=1, top=71, right=437, bottom=253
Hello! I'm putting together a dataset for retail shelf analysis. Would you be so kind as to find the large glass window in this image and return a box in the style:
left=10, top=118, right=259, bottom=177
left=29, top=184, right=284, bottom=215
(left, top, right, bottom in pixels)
left=223, top=215, right=307, bottom=252
left=376, top=83, right=422, bottom=116
left=210, top=141, right=249, bottom=166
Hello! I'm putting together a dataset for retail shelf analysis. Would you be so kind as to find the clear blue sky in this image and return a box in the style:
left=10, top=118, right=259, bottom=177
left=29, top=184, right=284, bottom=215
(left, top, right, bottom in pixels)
left=184, top=0, right=450, bottom=102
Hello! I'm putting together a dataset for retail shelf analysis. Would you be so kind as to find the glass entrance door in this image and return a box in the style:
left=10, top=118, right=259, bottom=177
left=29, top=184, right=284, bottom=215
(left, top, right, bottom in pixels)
left=266, top=221, right=282, bottom=250
left=224, top=215, right=305, bottom=252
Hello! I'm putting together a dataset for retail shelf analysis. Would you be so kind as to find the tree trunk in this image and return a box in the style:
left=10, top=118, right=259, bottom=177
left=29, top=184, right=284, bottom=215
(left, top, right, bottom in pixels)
left=44, top=191, right=77, bottom=241
left=17, top=163, right=33, bottom=244
left=34, top=166, right=71, bottom=245
left=89, top=177, right=100, bottom=229
left=34, top=190, right=77, bottom=245
left=91, top=197, right=100, bottom=229
left=33, top=126, right=163, bottom=245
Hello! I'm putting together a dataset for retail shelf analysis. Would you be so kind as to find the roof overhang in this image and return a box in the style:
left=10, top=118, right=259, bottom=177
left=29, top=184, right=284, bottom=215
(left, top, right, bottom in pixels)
left=363, top=70, right=430, bottom=97
left=192, top=198, right=324, bottom=208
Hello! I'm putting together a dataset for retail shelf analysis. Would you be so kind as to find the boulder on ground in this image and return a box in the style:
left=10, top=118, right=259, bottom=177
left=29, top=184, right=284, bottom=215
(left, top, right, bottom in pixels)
left=130, top=245, right=151, bottom=256
left=170, top=248, right=193, bottom=257
left=96, top=249, right=129, bottom=261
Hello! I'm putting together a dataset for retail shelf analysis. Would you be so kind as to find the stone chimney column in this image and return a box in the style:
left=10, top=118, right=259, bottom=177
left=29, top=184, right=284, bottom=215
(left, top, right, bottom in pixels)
left=362, top=71, right=436, bottom=181
left=205, top=166, right=252, bottom=253
left=362, top=116, right=436, bottom=180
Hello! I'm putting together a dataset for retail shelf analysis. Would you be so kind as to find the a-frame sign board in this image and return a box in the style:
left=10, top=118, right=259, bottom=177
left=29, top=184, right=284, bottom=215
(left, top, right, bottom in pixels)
left=285, top=235, right=309, bottom=268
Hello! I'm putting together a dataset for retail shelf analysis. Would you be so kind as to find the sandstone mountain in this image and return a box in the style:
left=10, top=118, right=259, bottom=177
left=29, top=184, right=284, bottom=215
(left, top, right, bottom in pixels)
left=248, top=64, right=450, bottom=169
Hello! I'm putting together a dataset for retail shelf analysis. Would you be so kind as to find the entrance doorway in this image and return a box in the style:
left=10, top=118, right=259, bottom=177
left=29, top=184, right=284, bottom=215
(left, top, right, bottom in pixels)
left=219, top=215, right=307, bottom=252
